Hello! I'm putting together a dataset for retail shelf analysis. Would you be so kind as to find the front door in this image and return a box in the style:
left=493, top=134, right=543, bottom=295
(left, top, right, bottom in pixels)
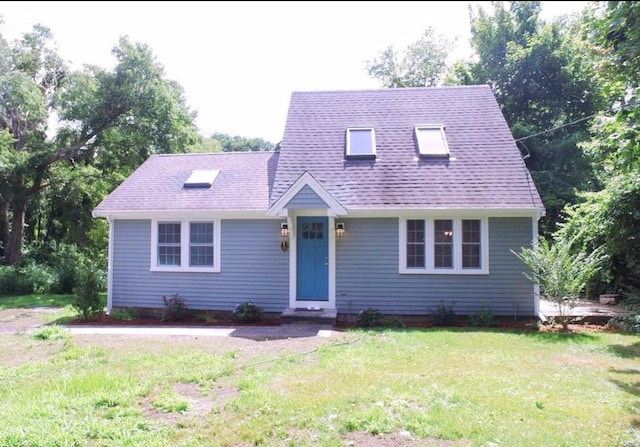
left=296, top=216, right=329, bottom=300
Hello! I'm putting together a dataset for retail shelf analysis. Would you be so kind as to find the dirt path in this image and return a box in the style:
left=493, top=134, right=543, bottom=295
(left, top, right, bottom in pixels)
left=0, top=307, right=64, bottom=334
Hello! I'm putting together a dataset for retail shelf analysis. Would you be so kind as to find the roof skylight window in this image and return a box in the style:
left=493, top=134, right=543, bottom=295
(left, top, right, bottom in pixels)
left=346, top=128, right=376, bottom=158
left=183, top=169, right=220, bottom=188
left=415, top=125, right=449, bottom=157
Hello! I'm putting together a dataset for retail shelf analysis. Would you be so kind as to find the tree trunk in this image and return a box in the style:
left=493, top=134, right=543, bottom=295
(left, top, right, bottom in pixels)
left=4, top=198, right=26, bottom=266
left=0, top=200, right=9, bottom=259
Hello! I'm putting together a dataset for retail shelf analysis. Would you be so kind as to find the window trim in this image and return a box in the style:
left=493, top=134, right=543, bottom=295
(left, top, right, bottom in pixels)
left=151, top=219, right=221, bottom=272
left=346, top=127, right=376, bottom=158
left=399, top=217, right=489, bottom=274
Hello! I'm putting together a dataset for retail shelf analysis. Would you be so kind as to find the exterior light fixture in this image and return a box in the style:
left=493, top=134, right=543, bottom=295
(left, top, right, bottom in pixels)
left=280, top=222, right=289, bottom=251
left=335, top=222, right=345, bottom=238
left=280, top=222, right=289, bottom=238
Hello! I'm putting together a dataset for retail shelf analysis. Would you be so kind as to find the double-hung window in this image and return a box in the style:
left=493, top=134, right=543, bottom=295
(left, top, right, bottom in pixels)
left=152, top=219, right=220, bottom=272
left=399, top=217, right=488, bottom=274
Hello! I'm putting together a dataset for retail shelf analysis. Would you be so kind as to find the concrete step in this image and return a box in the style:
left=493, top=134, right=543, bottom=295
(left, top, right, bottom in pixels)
left=280, top=308, right=337, bottom=325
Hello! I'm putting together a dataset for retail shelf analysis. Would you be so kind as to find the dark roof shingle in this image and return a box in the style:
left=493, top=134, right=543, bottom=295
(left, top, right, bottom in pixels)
left=272, top=85, right=544, bottom=211
left=93, top=151, right=278, bottom=215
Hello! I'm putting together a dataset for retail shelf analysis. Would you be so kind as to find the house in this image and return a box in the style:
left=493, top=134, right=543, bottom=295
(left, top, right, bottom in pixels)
left=93, top=85, right=545, bottom=321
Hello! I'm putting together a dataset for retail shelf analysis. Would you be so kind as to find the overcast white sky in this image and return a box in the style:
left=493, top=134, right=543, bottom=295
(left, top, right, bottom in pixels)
left=2, top=1, right=588, bottom=143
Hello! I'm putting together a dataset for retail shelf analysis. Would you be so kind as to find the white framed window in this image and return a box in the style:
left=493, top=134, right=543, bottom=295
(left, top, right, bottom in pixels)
left=399, top=217, right=489, bottom=274
left=415, top=125, right=449, bottom=157
left=151, top=219, right=220, bottom=272
left=346, top=127, right=376, bottom=158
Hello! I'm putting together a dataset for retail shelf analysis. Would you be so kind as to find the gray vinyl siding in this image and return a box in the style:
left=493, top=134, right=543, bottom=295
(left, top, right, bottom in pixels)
left=285, top=185, right=328, bottom=208
left=111, top=219, right=288, bottom=312
left=335, top=217, right=535, bottom=317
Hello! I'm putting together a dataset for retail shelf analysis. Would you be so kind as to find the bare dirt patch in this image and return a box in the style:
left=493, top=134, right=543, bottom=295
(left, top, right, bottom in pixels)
left=0, top=307, right=65, bottom=334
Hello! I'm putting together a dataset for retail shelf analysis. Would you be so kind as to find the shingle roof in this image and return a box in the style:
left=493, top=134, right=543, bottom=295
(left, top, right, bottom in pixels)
left=272, top=85, right=544, bottom=211
left=93, top=151, right=278, bottom=215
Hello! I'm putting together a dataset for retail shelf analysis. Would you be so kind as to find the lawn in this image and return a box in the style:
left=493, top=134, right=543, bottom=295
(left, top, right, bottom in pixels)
left=0, top=298, right=639, bottom=446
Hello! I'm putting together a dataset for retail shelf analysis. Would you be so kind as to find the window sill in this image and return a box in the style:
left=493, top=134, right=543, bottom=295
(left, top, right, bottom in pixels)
left=151, top=266, right=220, bottom=273
left=399, top=268, right=489, bottom=275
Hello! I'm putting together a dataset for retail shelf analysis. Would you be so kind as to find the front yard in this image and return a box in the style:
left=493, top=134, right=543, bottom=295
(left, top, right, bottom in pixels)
left=0, top=298, right=639, bottom=447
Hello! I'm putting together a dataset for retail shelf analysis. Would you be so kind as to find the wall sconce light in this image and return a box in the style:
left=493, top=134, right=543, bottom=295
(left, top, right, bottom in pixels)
left=280, top=222, right=289, bottom=251
left=335, top=222, right=345, bottom=238
left=280, top=222, right=289, bottom=238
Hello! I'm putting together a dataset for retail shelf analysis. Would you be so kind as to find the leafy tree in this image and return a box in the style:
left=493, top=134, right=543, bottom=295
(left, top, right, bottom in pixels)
left=558, top=1, right=640, bottom=295
left=366, top=26, right=452, bottom=87
left=0, top=25, right=197, bottom=265
left=461, top=1, right=603, bottom=235
left=208, top=132, right=274, bottom=152
left=512, top=237, right=604, bottom=331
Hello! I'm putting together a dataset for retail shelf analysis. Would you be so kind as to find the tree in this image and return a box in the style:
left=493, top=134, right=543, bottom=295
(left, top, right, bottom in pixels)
left=366, top=26, right=452, bottom=87
left=208, top=132, right=274, bottom=152
left=0, top=25, right=197, bottom=265
left=557, top=2, right=640, bottom=295
left=512, top=237, right=604, bottom=331
left=458, top=1, right=604, bottom=235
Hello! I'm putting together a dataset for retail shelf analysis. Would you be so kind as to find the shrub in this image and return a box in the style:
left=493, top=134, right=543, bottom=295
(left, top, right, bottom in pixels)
left=469, top=301, right=495, bottom=327
left=72, top=263, right=105, bottom=320
left=385, top=317, right=405, bottom=329
left=111, top=308, right=138, bottom=321
left=607, top=314, right=640, bottom=335
left=162, top=294, right=187, bottom=322
left=232, top=302, right=263, bottom=323
left=432, top=300, right=456, bottom=326
left=0, top=262, right=57, bottom=295
left=357, top=308, right=384, bottom=327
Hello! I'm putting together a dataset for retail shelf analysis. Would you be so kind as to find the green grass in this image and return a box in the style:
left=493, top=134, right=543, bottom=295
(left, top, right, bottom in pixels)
left=0, top=293, right=76, bottom=309
left=0, top=325, right=639, bottom=446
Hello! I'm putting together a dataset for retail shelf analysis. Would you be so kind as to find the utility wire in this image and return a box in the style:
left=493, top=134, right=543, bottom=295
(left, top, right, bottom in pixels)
left=515, top=113, right=598, bottom=142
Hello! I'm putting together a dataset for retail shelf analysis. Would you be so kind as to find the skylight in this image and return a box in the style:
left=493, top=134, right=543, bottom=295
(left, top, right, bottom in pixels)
left=415, top=125, right=449, bottom=157
left=183, top=169, right=220, bottom=189
left=346, top=128, right=376, bottom=158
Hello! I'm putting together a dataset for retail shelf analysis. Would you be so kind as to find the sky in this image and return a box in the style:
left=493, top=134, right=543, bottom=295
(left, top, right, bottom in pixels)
left=1, top=1, right=589, bottom=143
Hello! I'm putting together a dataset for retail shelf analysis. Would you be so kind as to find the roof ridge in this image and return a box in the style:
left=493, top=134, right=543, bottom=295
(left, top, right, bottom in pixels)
left=290, top=85, right=490, bottom=95
left=151, top=151, right=278, bottom=158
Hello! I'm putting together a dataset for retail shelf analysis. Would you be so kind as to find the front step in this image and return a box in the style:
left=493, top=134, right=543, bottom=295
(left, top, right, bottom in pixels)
left=281, top=308, right=337, bottom=325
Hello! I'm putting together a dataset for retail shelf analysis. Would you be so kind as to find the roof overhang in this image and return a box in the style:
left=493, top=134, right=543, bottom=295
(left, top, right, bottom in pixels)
left=267, top=171, right=347, bottom=217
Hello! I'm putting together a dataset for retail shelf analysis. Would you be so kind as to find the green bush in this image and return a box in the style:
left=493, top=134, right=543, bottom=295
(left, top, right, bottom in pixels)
left=385, top=317, right=406, bottom=329
left=607, top=314, right=640, bottom=335
left=357, top=308, right=384, bottom=327
left=432, top=300, right=456, bottom=326
left=232, top=302, right=263, bottom=323
left=469, top=301, right=495, bottom=327
left=0, top=262, right=57, bottom=295
left=110, top=308, right=138, bottom=321
left=72, top=263, right=105, bottom=320
left=162, top=294, right=187, bottom=321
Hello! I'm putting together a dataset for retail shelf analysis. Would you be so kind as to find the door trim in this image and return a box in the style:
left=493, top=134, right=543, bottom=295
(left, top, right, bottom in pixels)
left=288, top=211, right=336, bottom=309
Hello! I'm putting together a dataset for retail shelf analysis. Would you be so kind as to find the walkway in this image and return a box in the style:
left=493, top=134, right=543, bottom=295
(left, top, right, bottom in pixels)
left=539, top=298, right=632, bottom=322
left=65, top=323, right=335, bottom=340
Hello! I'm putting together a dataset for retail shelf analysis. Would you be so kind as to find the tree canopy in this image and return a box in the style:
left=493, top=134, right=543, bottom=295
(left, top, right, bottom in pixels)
left=0, top=25, right=197, bottom=265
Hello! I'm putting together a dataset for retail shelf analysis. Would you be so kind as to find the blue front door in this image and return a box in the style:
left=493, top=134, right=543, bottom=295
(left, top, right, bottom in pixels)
left=296, top=217, right=329, bottom=300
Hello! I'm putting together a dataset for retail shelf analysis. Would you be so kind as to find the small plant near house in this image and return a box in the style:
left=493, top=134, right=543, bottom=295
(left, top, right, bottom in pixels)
left=110, top=308, right=138, bottom=321
left=357, top=308, right=384, bottom=327
left=232, top=302, right=263, bottom=323
left=385, top=317, right=405, bottom=329
left=512, top=236, right=605, bottom=331
left=72, top=262, right=105, bottom=320
left=469, top=301, right=495, bottom=327
left=162, top=293, right=187, bottom=321
left=432, top=300, right=456, bottom=326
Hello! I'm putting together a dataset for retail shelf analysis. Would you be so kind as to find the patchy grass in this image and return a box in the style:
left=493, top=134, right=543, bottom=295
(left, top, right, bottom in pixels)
left=0, top=293, right=106, bottom=326
left=0, top=293, right=76, bottom=310
left=0, top=327, right=638, bottom=446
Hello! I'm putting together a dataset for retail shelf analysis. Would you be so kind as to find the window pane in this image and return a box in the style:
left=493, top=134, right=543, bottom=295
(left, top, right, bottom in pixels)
left=158, top=223, right=181, bottom=244
left=462, top=220, right=480, bottom=243
left=434, top=220, right=453, bottom=268
left=462, top=219, right=481, bottom=268
left=158, top=246, right=181, bottom=266
left=406, top=220, right=425, bottom=268
left=189, top=221, right=214, bottom=267
left=462, top=244, right=480, bottom=268
left=416, top=127, right=448, bottom=156
left=190, top=222, right=213, bottom=244
left=190, top=246, right=214, bottom=266
left=348, top=129, right=375, bottom=156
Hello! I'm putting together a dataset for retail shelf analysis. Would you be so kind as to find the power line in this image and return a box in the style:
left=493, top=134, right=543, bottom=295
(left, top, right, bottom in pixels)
left=514, top=113, right=598, bottom=142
